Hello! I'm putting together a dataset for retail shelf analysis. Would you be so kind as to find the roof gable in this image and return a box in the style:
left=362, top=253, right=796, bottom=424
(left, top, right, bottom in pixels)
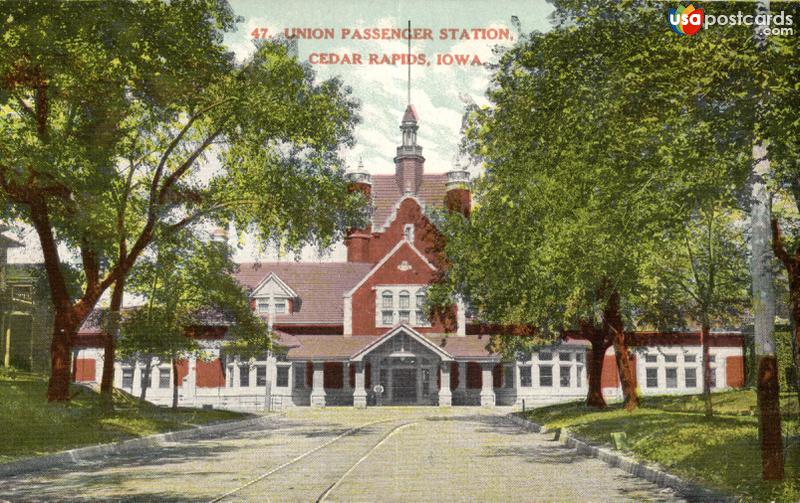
left=350, top=325, right=454, bottom=361
left=345, top=240, right=437, bottom=298
left=250, top=272, right=298, bottom=299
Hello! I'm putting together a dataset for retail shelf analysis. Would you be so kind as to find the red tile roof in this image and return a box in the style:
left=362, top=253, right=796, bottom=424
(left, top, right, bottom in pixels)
left=371, top=173, right=448, bottom=229
left=234, top=262, right=372, bottom=324
left=284, top=333, right=501, bottom=361
left=286, top=335, right=379, bottom=360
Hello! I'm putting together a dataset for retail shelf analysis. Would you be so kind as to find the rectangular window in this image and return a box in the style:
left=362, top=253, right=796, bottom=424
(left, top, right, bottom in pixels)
left=382, top=292, right=393, bottom=309
left=710, top=368, right=717, bottom=388
left=240, top=365, right=250, bottom=387
left=539, top=366, right=553, bottom=387
left=398, top=310, right=410, bottom=324
left=382, top=311, right=393, bottom=325
left=559, top=352, right=571, bottom=362
left=665, top=354, right=677, bottom=363
left=256, top=366, right=267, bottom=386
left=646, top=368, right=658, bottom=388
left=275, top=302, right=286, bottom=314
left=122, top=368, right=134, bottom=388
left=645, top=354, right=657, bottom=363
left=666, top=368, right=678, bottom=388
left=294, top=365, right=305, bottom=389
left=685, top=368, right=697, bottom=388
left=708, top=355, right=716, bottom=363
left=504, top=365, right=514, bottom=388
left=576, top=365, right=583, bottom=386
left=684, top=354, right=696, bottom=363
left=276, top=366, right=289, bottom=387
left=559, top=366, right=571, bottom=387
left=159, top=369, right=171, bottom=388
left=576, top=353, right=585, bottom=364
left=257, top=300, right=269, bottom=313
left=415, top=310, right=429, bottom=326
left=520, top=366, right=532, bottom=387
left=538, top=351, right=552, bottom=361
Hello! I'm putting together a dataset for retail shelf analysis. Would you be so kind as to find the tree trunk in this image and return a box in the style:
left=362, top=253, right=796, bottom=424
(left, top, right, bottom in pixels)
left=47, top=311, right=79, bottom=401
left=605, top=290, right=639, bottom=411
left=757, top=355, right=784, bottom=480
left=701, top=323, right=713, bottom=418
left=582, top=322, right=609, bottom=408
left=101, top=278, right=125, bottom=411
left=172, top=357, right=179, bottom=410
left=751, top=0, right=784, bottom=482
left=752, top=138, right=783, bottom=480
left=140, top=359, right=151, bottom=402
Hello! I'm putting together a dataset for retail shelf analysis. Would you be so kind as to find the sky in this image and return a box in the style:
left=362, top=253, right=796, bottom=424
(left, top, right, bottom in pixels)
left=8, top=0, right=556, bottom=265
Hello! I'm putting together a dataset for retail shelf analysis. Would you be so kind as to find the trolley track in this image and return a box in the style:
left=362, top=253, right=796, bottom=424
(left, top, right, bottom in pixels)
left=209, top=418, right=417, bottom=502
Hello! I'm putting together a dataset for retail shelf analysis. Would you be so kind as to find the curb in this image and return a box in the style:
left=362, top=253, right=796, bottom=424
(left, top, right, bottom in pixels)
left=505, top=413, right=735, bottom=502
left=0, top=415, right=271, bottom=478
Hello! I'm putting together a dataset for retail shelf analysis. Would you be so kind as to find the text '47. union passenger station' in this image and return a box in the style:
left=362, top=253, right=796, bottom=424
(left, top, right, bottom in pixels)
left=72, top=105, right=746, bottom=409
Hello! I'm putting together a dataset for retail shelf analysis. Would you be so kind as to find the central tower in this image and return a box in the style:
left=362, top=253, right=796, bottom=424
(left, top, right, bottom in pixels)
left=394, top=104, right=425, bottom=194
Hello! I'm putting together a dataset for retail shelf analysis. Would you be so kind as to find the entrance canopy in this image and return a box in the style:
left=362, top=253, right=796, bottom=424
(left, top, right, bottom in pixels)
left=350, top=325, right=454, bottom=362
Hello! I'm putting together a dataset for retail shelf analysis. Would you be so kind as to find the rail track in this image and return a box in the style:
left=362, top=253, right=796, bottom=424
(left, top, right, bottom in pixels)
left=209, top=418, right=418, bottom=503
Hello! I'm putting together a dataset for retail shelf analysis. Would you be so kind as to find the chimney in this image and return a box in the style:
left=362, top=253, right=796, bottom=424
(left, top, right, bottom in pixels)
left=344, top=158, right=372, bottom=262
left=445, top=160, right=471, bottom=217
left=394, top=105, right=425, bottom=195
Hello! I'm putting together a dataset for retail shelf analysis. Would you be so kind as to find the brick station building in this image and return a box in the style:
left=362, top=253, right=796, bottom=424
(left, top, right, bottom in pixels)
left=72, top=105, right=746, bottom=409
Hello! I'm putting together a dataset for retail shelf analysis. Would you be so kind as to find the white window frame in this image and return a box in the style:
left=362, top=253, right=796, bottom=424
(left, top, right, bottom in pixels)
left=375, top=285, right=432, bottom=327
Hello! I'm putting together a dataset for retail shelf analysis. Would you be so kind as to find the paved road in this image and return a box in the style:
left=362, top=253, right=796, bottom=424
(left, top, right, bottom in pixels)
left=0, top=407, right=686, bottom=502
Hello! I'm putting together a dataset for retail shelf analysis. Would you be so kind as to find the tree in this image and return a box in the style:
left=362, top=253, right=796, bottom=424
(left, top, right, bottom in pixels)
left=434, top=1, right=752, bottom=411
left=640, top=203, right=749, bottom=417
left=0, top=1, right=363, bottom=401
left=117, top=233, right=264, bottom=408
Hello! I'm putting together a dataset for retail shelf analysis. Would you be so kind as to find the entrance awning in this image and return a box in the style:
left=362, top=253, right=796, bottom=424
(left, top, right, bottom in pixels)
left=349, top=324, right=455, bottom=362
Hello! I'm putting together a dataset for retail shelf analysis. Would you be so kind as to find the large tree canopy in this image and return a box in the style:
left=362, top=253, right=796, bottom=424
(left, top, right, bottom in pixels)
left=0, top=0, right=365, bottom=400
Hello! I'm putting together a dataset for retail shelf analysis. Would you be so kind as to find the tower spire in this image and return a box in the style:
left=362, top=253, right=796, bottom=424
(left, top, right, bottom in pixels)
left=407, top=19, right=411, bottom=106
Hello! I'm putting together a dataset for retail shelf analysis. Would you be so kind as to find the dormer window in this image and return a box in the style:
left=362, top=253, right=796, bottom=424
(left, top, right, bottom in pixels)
left=403, top=224, right=414, bottom=242
left=275, top=301, right=286, bottom=314
left=256, top=300, right=269, bottom=313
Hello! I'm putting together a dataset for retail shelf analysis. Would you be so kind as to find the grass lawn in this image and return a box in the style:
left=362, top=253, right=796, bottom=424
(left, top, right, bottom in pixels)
left=524, top=389, right=800, bottom=502
left=0, top=368, right=247, bottom=463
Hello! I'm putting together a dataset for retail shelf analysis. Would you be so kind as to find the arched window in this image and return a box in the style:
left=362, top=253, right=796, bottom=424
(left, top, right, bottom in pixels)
left=399, top=290, right=410, bottom=309
left=382, top=291, right=393, bottom=308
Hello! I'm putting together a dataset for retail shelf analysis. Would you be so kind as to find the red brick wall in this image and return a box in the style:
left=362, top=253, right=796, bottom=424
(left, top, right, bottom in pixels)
left=493, top=364, right=502, bottom=388
left=600, top=353, right=637, bottom=388
left=324, top=362, right=343, bottom=389
left=600, top=354, right=619, bottom=388
left=196, top=358, right=225, bottom=388
left=367, top=198, right=441, bottom=263
left=74, top=358, right=95, bottom=382
left=446, top=188, right=471, bottom=217
left=726, top=356, right=745, bottom=388
left=176, top=359, right=188, bottom=387
left=466, top=362, right=481, bottom=389
left=350, top=241, right=453, bottom=335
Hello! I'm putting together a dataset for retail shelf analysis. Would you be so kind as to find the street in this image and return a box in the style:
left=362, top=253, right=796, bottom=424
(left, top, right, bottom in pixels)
left=1, top=408, right=685, bottom=502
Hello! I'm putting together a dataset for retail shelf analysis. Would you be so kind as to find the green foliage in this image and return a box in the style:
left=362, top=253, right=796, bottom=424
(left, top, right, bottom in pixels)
left=776, top=331, right=798, bottom=392
left=638, top=205, right=750, bottom=331
left=525, top=389, right=799, bottom=502
left=0, top=368, right=244, bottom=462
left=117, top=234, right=265, bottom=363
left=435, top=1, right=756, bottom=341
